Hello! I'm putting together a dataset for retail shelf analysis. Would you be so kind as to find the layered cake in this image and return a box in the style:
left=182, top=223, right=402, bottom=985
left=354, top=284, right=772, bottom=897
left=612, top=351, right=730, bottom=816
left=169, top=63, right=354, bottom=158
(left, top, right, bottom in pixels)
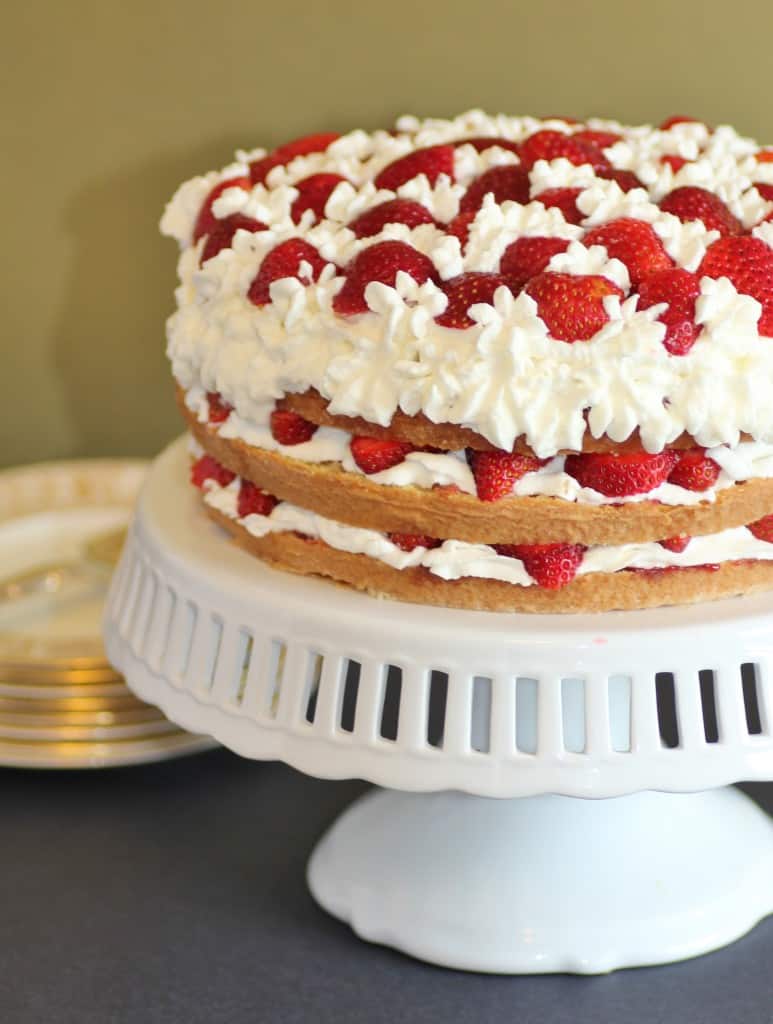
left=161, top=111, right=773, bottom=612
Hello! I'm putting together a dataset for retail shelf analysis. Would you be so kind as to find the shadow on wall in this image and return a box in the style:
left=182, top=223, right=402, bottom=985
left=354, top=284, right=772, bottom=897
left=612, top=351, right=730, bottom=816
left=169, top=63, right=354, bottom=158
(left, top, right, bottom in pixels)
left=53, top=136, right=242, bottom=461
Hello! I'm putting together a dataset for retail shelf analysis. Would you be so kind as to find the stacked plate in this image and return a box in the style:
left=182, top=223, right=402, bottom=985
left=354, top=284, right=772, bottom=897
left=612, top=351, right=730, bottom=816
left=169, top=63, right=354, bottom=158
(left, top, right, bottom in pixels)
left=0, top=457, right=217, bottom=768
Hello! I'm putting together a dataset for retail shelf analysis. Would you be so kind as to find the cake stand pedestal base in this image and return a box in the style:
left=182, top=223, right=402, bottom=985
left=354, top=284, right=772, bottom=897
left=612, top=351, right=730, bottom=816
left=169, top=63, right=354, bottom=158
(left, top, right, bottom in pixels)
left=308, top=787, right=773, bottom=974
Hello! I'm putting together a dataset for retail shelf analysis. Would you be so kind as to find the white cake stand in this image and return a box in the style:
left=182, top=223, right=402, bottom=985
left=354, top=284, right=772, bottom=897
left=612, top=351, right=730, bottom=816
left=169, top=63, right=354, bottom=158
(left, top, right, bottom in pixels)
left=103, top=438, right=773, bottom=974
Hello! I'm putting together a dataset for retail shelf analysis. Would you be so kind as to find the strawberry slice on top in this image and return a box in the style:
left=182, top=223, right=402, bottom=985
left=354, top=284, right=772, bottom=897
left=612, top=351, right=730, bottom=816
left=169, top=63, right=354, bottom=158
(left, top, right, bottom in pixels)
left=333, top=241, right=438, bottom=316
left=290, top=173, right=347, bottom=224
left=435, top=273, right=511, bottom=329
left=636, top=267, right=702, bottom=356
left=247, top=239, right=328, bottom=307
left=524, top=272, right=623, bottom=342
left=583, top=218, right=674, bottom=288
left=698, top=236, right=773, bottom=337
left=500, top=237, right=571, bottom=293
left=459, top=165, right=531, bottom=214
left=348, top=199, right=436, bottom=239
left=659, top=186, right=743, bottom=237
left=374, top=145, right=455, bottom=190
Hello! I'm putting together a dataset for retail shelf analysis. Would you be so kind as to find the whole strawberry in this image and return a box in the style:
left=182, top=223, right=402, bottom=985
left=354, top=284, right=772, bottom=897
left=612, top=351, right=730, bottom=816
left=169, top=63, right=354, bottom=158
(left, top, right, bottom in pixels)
left=583, top=218, right=673, bottom=287
left=249, top=132, right=340, bottom=185
left=269, top=409, right=318, bottom=445
left=291, top=173, right=347, bottom=224
left=248, top=239, right=328, bottom=306
left=495, top=542, right=585, bottom=589
left=698, top=236, right=773, bottom=336
left=564, top=450, right=678, bottom=497
left=659, top=186, right=743, bottom=236
left=636, top=267, right=702, bottom=356
left=350, top=436, right=414, bottom=474
left=459, top=166, right=531, bottom=214
left=525, top=272, right=623, bottom=341
left=348, top=199, right=436, bottom=238
left=435, top=273, right=511, bottom=329
left=668, top=449, right=720, bottom=491
left=500, top=237, right=571, bottom=292
left=333, top=241, right=437, bottom=315
left=467, top=449, right=545, bottom=501
left=374, top=145, right=455, bottom=190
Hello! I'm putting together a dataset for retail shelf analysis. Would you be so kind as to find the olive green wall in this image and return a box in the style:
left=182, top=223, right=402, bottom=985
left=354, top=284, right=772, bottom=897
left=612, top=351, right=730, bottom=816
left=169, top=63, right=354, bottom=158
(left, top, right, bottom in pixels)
left=4, top=0, right=772, bottom=468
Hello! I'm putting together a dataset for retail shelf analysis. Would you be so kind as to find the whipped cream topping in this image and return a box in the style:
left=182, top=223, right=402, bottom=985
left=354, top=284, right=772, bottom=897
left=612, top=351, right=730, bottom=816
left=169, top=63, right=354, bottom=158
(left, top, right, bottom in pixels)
left=186, top=388, right=773, bottom=507
left=163, top=112, right=773, bottom=459
left=201, top=473, right=773, bottom=588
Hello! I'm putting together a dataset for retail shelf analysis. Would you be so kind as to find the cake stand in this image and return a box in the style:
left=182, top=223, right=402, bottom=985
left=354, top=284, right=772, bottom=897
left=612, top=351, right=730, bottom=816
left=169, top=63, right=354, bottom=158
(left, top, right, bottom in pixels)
left=103, top=438, right=773, bottom=974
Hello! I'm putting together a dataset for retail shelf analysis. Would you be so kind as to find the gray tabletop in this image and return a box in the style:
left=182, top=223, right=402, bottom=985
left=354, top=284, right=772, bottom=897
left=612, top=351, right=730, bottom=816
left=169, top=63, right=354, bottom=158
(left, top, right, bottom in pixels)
left=2, top=751, right=771, bottom=1024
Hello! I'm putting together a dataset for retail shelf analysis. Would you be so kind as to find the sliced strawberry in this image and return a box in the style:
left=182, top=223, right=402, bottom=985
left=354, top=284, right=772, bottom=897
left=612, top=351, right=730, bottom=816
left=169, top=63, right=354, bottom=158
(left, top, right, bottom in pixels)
left=348, top=199, right=436, bottom=238
left=583, top=218, right=674, bottom=287
left=269, top=409, right=318, bottom=445
left=660, top=186, right=743, bottom=237
left=290, top=173, right=347, bottom=224
left=247, top=239, right=328, bottom=306
left=193, top=176, right=251, bottom=243
left=467, top=449, right=544, bottom=502
left=667, top=448, right=720, bottom=491
left=237, top=480, right=279, bottom=517
left=572, top=129, right=622, bottom=150
left=757, top=150, right=773, bottom=164
left=350, top=435, right=414, bottom=474
left=200, top=214, right=268, bottom=265
left=500, top=237, right=571, bottom=292
left=518, top=129, right=610, bottom=171
left=533, top=187, right=584, bottom=225
left=249, top=132, right=340, bottom=185
left=755, top=183, right=773, bottom=202
left=748, top=515, right=773, bottom=542
left=333, top=240, right=437, bottom=315
left=206, top=392, right=232, bottom=424
left=636, top=267, right=702, bottom=356
left=596, top=167, right=644, bottom=192
left=388, top=532, right=443, bottom=551
left=459, top=165, right=531, bottom=214
left=454, top=136, right=521, bottom=154
left=495, top=543, right=585, bottom=590
left=190, top=455, right=235, bottom=489
left=564, top=450, right=678, bottom=497
left=374, top=145, right=455, bottom=190
left=525, top=272, right=623, bottom=341
left=435, top=273, right=510, bottom=329
left=698, top=236, right=773, bottom=336
left=445, top=210, right=477, bottom=247
left=659, top=535, right=691, bottom=553
left=660, top=154, right=689, bottom=173
left=660, top=115, right=701, bottom=130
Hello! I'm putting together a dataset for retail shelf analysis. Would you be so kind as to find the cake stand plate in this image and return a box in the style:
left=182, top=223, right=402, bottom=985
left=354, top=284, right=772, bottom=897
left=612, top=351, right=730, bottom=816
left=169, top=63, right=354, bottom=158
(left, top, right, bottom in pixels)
left=104, top=438, right=773, bottom=973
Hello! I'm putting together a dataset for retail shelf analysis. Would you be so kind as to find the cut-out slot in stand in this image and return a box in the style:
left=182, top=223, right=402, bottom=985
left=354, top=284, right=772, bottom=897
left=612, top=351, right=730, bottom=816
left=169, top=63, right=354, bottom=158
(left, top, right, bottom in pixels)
left=104, top=439, right=773, bottom=974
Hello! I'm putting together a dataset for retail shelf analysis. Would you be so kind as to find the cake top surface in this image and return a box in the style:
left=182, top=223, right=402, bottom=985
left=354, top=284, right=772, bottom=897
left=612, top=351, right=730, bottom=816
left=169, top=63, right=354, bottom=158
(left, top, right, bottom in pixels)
left=162, top=110, right=773, bottom=458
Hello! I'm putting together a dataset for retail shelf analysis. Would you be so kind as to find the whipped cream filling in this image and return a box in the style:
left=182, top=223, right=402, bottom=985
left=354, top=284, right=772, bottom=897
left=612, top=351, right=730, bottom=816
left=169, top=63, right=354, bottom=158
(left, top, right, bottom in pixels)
left=200, top=474, right=773, bottom=588
left=164, top=111, right=773, bottom=459
left=185, top=387, right=773, bottom=507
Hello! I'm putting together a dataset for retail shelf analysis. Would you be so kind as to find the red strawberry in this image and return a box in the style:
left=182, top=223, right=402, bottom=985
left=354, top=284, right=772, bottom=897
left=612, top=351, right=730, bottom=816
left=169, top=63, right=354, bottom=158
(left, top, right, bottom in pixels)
left=467, top=449, right=545, bottom=502
left=519, top=129, right=610, bottom=171
left=597, top=168, right=644, bottom=192
left=200, top=214, right=268, bottom=265
left=757, top=151, right=773, bottom=164
left=459, top=165, right=531, bottom=214
left=525, top=272, right=623, bottom=341
left=572, top=129, right=622, bottom=150
left=350, top=435, right=414, bottom=474
left=247, top=239, right=328, bottom=306
left=533, top=187, right=584, bottom=225
left=660, top=116, right=700, bottom=130
left=748, top=515, right=773, bottom=542
left=348, top=199, right=436, bottom=238
left=445, top=211, right=477, bottom=247
left=660, top=154, right=689, bottom=173
left=237, top=480, right=279, bottom=518
left=660, top=186, right=743, bottom=236
left=388, top=532, right=442, bottom=551
left=193, top=176, right=251, bottom=243
left=249, top=132, right=340, bottom=185
left=454, top=136, right=521, bottom=154
left=500, top=237, right=571, bottom=292
left=583, top=218, right=674, bottom=287
left=636, top=267, right=702, bottom=356
left=374, top=145, right=455, bottom=190
left=667, top=448, right=720, bottom=491
left=660, top=535, right=691, bottom=552
left=269, top=409, right=318, bottom=445
left=755, top=183, right=773, bottom=202
left=564, top=450, right=678, bottom=497
left=333, top=240, right=437, bottom=315
left=495, top=543, right=585, bottom=590
left=206, top=392, right=232, bottom=424
left=290, top=173, right=347, bottom=224
left=698, top=236, right=773, bottom=336
left=435, top=273, right=511, bottom=329
left=190, top=455, right=235, bottom=489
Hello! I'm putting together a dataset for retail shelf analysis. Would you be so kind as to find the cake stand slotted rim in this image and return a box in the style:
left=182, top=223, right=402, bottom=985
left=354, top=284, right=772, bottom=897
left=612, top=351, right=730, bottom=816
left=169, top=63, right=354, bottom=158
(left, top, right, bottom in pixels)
left=103, top=438, right=773, bottom=974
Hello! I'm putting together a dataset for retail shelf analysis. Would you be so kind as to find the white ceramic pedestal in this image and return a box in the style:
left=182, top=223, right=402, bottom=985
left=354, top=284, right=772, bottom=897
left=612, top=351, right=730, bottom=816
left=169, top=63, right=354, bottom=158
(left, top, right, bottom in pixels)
left=104, top=439, right=773, bottom=974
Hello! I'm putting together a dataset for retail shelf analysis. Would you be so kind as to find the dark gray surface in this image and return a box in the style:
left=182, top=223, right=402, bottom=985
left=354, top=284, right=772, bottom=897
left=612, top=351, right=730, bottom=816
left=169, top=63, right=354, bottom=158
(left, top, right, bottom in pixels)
left=1, top=751, right=771, bottom=1024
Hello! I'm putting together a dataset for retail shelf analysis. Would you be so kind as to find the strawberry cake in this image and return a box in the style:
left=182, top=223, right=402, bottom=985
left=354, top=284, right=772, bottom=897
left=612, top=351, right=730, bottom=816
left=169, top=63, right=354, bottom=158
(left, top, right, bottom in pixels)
left=161, top=111, right=773, bottom=612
